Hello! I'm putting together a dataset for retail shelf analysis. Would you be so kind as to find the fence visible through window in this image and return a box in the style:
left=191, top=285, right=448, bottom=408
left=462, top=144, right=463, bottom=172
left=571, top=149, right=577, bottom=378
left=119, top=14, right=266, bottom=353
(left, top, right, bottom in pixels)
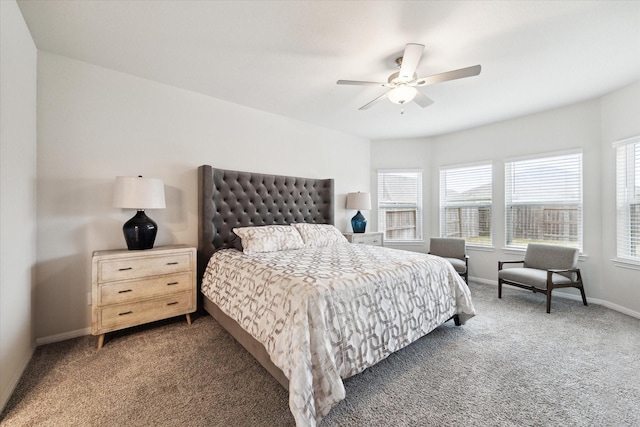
left=384, top=208, right=417, bottom=240
left=377, top=170, right=422, bottom=242
left=505, top=152, right=583, bottom=250
left=508, top=204, right=580, bottom=247
left=440, top=163, right=493, bottom=247
left=631, top=203, right=640, bottom=257
left=443, top=206, right=491, bottom=245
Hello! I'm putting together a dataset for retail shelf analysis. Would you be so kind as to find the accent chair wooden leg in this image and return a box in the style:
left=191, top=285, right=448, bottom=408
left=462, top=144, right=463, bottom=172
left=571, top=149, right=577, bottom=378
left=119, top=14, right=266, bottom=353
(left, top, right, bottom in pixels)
left=546, top=288, right=552, bottom=313
left=579, top=286, right=588, bottom=306
left=498, top=279, right=502, bottom=298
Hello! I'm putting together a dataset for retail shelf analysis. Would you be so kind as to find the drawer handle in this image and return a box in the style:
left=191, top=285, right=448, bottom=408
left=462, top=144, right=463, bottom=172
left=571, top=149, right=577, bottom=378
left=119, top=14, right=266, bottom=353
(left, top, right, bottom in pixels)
left=118, top=267, right=133, bottom=271
left=167, top=302, right=179, bottom=306
left=167, top=282, right=179, bottom=286
left=166, top=262, right=179, bottom=265
left=118, top=311, right=133, bottom=316
left=118, top=289, right=133, bottom=294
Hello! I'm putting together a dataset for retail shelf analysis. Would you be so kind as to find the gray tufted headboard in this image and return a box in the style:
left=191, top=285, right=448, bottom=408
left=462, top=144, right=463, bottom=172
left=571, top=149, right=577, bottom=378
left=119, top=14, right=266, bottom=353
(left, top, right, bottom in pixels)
left=197, top=165, right=335, bottom=282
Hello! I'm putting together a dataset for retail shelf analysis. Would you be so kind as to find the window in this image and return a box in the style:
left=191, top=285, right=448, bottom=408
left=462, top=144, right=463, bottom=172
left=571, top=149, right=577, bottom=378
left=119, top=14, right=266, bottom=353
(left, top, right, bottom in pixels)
left=377, top=170, right=422, bottom=242
left=614, top=135, right=640, bottom=262
left=505, top=152, right=582, bottom=249
left=439, top=163, right=492, bottom=246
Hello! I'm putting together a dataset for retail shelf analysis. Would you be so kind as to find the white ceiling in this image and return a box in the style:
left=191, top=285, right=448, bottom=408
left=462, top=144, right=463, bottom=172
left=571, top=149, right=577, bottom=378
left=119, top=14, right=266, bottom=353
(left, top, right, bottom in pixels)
left=17, top=0, right=640, bottom=141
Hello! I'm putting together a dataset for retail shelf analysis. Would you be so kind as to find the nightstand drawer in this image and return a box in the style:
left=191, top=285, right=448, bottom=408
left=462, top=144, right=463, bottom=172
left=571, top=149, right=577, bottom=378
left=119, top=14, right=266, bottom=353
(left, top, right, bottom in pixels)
left=98, top=252, right=192, bottom=282
left=97, top=291, right=194, bottom=331
left=100, top=272, right=193, bottom=305
left=344, top=232, right=384, bottom=246
left=352, top=234, right=382, bottom=245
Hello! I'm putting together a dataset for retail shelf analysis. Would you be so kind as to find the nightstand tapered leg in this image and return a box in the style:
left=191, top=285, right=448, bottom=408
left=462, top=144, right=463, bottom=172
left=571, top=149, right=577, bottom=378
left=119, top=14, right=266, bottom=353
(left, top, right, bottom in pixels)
left=97, top=334, right=105, bottom=350
left=185, top=313, right=192, bottom=325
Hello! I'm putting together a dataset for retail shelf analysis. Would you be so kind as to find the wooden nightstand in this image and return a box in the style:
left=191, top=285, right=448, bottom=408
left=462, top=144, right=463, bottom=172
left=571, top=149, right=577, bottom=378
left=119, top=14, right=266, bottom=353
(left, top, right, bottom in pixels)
left=343, top=232, right=384, bottom=246
left=91, top=245, right=196, bottom=349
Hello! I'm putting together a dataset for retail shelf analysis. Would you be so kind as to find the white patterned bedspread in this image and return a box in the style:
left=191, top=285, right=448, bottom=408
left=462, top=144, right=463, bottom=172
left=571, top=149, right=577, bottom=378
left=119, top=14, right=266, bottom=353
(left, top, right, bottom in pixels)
left=201, top=243, right=475, bottom=426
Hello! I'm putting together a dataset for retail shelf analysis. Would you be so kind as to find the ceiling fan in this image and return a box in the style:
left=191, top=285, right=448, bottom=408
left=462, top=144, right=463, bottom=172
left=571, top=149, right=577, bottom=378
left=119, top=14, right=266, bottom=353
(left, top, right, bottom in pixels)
left=337, top=43, right=481, bottom=112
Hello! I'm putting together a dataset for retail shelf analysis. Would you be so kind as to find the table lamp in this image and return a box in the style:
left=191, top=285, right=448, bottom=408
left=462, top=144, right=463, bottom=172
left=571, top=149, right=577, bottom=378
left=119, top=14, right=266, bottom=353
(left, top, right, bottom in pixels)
left=113, top=176, right=166, bottom=250
left=346, top=192, right=371, bottom=233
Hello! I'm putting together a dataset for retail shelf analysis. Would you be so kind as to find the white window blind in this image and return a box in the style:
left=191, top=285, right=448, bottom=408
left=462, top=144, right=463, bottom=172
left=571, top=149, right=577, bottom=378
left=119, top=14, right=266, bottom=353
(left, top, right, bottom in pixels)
left=377, top=170, right=422, bottom=242
left=439, top=163, right=492, bottom=246
left=505, top=152, right=583, bottom=249
left=614, top=136, right=640, bottom=262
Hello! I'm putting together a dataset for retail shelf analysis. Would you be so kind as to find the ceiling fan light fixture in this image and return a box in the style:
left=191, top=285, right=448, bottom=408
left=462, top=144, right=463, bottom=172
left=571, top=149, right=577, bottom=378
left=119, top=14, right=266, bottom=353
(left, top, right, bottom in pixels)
left=387, top=85, right=417, bottom=105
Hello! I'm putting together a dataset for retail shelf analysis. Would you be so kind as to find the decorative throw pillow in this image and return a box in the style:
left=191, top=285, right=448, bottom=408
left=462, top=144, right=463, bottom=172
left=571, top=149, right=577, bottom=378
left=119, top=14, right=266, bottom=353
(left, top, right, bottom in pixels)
left=232, top=225, right=305, bottom=254
left=291, top=223, right=348, bottom=248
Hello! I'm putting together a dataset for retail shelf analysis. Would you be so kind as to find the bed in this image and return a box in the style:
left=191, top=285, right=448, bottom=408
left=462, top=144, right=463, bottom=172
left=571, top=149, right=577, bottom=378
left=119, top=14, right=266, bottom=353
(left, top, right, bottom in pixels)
left=197, top=165, right=475, bottom=426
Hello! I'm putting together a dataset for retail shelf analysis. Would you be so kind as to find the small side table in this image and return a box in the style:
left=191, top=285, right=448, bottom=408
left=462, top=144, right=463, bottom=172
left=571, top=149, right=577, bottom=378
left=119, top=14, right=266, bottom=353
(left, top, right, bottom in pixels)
left=91, top=245, right=196, bottom=349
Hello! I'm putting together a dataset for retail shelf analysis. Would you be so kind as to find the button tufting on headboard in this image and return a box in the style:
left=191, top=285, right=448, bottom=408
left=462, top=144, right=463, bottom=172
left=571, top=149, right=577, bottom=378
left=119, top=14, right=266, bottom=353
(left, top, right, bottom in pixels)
left=198, top=165, right=334, bottom=266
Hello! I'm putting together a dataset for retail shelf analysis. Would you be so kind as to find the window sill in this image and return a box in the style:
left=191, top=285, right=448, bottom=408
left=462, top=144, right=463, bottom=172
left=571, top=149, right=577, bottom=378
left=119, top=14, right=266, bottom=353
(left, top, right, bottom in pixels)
left=611, top=258, right=640, bottom=271
left=501, top=246, right=527, bottom=255
left=467, top=245, right=495, bottom=252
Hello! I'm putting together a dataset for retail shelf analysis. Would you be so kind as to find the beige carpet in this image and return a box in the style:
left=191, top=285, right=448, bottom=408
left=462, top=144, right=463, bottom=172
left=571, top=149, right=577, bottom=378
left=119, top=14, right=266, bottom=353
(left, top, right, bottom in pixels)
left=2, top=282, right=639, bottom=426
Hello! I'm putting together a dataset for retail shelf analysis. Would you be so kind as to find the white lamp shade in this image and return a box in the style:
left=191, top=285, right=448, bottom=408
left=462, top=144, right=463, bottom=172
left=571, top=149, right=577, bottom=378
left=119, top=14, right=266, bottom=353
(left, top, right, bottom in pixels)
left=113, top=176, right=166, bottom=209
left=346, top=192, right=371, bottom=211
left=387, top=86, right=417, bottom=104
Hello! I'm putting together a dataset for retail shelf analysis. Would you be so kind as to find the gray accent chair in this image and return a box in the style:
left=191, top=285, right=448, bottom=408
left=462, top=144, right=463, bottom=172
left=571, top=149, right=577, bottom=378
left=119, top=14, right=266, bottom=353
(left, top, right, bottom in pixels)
left=498, top=243, right=588, bottom=313
left=429, top=238, right=468, bottom=283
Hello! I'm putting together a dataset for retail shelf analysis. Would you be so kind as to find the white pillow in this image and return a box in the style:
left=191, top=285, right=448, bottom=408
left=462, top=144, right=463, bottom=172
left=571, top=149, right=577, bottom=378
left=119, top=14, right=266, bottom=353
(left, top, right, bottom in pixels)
left=291, top=223, right=348, bottom=248
left=232, top=225, right=304, bottom=254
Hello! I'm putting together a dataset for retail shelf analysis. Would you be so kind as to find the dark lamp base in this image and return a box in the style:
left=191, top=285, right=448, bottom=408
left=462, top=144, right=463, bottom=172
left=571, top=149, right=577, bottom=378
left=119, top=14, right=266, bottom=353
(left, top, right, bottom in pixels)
left=123, top=210, right=158, bottom=250
left=351, top=210, right=367, bottom=233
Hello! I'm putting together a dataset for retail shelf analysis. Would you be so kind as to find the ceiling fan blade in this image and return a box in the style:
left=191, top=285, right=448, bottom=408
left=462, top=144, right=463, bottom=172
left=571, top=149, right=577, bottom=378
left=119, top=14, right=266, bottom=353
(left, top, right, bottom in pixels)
left=337, top=80, right=387, bottom=86
left=398, top=43, right=424, bottom=80
left=415, top=64, right=481, bottom=86
left=413, top=91, right=434, bottom=108
left=359, top=92, right=390, bottom=110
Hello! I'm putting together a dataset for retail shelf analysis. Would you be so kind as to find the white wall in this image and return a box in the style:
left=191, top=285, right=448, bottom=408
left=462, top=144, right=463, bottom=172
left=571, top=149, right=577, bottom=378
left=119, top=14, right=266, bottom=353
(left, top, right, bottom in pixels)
left=0, top=0, right=38, bottom=411
left=35, top=52, right=370, bottom=340
left=372, top=83, right=640, bottom=317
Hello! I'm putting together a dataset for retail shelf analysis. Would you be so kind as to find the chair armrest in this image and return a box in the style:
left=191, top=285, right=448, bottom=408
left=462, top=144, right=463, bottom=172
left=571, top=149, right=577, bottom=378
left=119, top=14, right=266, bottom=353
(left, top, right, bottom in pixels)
left=546, top=268, right=582, bottom=283
left=548, top=268, right=580, bottom=274
left=498, top=260, right=524, bottom=270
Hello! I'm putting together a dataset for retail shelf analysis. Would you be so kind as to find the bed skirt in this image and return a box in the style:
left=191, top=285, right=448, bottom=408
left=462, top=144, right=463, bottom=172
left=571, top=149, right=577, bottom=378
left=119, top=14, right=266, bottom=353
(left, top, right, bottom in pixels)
left=203, top=296, right=289, bottom=390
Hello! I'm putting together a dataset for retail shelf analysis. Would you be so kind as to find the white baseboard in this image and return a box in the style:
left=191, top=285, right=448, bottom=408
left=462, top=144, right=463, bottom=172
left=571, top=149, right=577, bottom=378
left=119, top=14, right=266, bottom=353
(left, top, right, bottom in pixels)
left=35, top=327, right=91, bottom=346
left=469, top=276, right=640, bottom=320
left=469, top=276, right=496, bottom=287
left=577, top=297, right=640, bottom=319
left=0, top=343, right=35, bottom=414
